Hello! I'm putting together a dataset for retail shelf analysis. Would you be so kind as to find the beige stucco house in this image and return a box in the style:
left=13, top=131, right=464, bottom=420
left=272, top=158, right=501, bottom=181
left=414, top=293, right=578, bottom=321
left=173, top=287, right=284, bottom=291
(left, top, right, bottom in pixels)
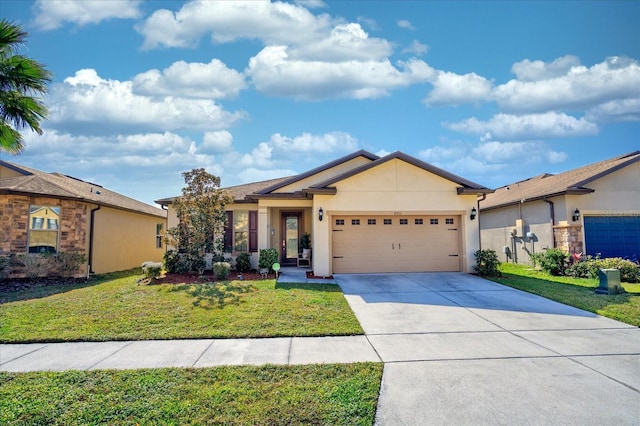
left=0, top=161, right=167, bottom=278
left=157, top=150, right=492, bottom=276
left=479, top=151, right=640, bottom=264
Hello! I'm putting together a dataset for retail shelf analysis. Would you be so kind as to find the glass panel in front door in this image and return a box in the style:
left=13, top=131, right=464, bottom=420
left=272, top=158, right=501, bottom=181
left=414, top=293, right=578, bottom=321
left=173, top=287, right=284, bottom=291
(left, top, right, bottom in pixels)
left=286, top=216, right=299, bottom=259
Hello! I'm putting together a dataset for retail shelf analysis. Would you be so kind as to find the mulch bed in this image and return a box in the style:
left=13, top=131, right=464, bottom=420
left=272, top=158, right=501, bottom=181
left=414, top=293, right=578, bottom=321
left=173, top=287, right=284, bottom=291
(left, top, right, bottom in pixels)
left=0, top=277, right=86, bottom=293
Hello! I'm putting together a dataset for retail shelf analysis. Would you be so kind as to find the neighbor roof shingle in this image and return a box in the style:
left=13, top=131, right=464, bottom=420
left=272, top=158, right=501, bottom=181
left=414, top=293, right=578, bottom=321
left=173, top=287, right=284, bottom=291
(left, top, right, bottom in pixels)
left=480, top=151, right=640, bottom=210
left=0, top=161, right=166, bottom=218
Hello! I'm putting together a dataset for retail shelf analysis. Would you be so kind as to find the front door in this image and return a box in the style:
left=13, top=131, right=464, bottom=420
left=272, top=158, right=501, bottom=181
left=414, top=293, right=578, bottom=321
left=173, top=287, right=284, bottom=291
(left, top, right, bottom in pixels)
left=281, top=212, right=301, bottom=266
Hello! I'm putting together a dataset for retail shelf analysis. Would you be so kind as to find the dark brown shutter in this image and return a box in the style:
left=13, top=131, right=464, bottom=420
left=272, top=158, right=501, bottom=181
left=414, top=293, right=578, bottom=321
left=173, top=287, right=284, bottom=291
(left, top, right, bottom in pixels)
left=249, top=210, right=258, bottom=253
left=225, top=211, right=233, bottom=252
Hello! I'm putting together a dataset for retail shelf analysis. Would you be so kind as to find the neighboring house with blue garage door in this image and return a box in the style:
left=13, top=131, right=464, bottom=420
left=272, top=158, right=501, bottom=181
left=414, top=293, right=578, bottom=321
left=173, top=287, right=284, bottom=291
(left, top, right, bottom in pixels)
left=479, top=151, right=640, bottom=264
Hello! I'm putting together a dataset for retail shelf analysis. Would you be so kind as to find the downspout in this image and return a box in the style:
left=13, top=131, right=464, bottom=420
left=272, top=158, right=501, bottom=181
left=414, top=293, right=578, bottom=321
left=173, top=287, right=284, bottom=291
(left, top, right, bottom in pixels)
left=88, top=205, right=101, bottom=274
left=477, top=194, right=487, bottom=250
left=543, top=199, right=555, bottom=248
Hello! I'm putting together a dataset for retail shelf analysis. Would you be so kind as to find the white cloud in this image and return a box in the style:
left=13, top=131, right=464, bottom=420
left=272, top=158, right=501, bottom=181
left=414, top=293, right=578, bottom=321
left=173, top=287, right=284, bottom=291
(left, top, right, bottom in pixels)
left=494, top=56, right=640, bottom=113
left=444, top=112, right=599, bottom=140
left=290, top=23, right=392, bottom=61
left=132, top=60, right=246, bottom=99
left=511, top=55, right=581, bottom=81
left=418, top=145, right=467, bottom=162
left=137, top=0, right=332, bottom=49
left=269, top=131, right=358, bottom=153
left=473, top=141, right=567, bottom=164
left=201, top=131, right=234, bottom=153
left=247, top=46, right=432, bottom=100
left=48, top=69, right=246, bottom=135
left=295, top=0, right=326, bottom=9
left=424, top=71, right=493, bottom=106
left=402, top=40, right=429, bottom=56
left=585, top=98, right=640, bottom=123
left=33, top=0, right=141, bottom=31
left=397, top=20, right=415, bottom=30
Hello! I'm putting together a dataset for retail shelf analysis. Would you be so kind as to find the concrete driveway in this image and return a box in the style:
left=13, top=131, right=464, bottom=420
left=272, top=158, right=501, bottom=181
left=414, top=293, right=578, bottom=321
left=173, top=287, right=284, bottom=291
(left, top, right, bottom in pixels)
left=335, top=272, right=640, bottom=425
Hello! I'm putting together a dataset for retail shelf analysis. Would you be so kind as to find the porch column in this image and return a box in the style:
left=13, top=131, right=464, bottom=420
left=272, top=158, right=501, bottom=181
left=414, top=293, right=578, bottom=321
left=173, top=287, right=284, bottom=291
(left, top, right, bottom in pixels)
left=258, top=206, right=269, bottom=250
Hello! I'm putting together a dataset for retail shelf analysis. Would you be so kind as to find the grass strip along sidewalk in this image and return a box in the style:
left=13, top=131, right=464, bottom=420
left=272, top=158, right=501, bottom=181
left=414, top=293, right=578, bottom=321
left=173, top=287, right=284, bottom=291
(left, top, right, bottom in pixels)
left=490, top=263, right=640, bottom=326
left=0, top=271, right=363, bottom=343
left=0, top=363, right=383, bottom=425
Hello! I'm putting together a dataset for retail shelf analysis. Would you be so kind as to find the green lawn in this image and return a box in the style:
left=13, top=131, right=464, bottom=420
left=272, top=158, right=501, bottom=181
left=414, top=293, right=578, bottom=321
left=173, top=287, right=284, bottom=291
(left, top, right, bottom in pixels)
left=0, top=271, right=363, bottom=342
left=490, top=263, right=640, bottom=326
left=0, top=363, right=383, bottom=425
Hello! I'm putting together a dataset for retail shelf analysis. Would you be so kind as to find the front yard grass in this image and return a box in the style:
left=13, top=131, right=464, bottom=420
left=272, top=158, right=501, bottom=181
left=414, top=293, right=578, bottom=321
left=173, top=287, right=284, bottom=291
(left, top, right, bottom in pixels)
left=490, top=263, right=640, bottom=326
left=0, top=363, right=383, bottom=425
left=0, top=271, right=363, bottom=342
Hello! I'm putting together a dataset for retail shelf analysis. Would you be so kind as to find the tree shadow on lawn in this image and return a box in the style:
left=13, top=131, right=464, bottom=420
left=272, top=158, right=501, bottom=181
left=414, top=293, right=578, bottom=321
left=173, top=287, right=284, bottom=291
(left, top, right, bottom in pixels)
left=169, top=282, right=256, bottom=309
left=0, top=271, right=133, bottom=303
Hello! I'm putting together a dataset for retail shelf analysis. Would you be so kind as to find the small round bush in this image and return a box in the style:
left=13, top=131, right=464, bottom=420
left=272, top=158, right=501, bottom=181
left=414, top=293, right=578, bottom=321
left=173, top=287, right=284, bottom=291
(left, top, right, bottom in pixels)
left=535, top=248, right=567, bottom=276
left=235, top=253, right=251, bottom=272
left=213, top=262, right=231, bottom=280
left=473, top=249, right=501, bottom=277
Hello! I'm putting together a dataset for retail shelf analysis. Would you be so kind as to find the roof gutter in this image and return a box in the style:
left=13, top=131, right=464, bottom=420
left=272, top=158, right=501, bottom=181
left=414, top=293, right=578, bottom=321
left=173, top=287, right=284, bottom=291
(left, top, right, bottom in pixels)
left=88, top=205, right=101, bottom=274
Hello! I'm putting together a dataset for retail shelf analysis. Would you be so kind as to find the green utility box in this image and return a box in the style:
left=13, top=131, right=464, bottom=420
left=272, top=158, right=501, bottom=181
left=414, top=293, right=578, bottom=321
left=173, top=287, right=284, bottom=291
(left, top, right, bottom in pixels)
left=595, top=269, right=623, bottom=295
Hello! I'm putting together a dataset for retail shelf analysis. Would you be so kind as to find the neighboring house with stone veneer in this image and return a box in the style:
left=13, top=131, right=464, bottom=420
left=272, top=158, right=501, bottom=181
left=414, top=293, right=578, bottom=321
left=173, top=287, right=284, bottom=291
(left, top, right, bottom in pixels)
left=158, top=150, right=492, bottom=276
left=0, top=161, right=167, bottom=278
left=479, top=151, right=640, bottom=265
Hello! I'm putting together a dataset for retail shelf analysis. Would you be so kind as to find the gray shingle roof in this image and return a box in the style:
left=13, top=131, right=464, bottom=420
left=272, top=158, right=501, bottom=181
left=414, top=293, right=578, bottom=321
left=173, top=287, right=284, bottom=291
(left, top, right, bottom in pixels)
left=0, top=161, right=166, bottom=218
left=155, top=176, right=292, bottom=205
left=480, top=151, right=640, bottom=210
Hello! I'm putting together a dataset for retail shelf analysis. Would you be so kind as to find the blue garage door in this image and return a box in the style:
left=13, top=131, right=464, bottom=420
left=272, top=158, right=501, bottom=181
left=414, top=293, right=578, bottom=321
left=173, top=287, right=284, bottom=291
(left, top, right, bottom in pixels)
left=584, top=216, right=640, bottom=261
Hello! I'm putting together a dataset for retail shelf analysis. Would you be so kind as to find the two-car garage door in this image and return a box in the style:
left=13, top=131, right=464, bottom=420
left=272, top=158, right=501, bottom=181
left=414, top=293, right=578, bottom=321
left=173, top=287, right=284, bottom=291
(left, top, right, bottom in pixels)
left=332, top=215, right=461, bottom=273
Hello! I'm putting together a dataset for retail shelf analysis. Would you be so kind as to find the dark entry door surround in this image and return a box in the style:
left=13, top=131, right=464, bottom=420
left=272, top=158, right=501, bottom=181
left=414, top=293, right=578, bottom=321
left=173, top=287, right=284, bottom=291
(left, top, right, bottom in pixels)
left=281, top=212, right=302, bottom=266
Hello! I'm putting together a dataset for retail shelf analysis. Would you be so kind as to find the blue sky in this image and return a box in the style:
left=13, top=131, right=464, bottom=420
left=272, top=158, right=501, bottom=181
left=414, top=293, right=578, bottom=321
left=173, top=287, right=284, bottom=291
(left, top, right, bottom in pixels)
left=2, top=0, right=639, bottom=206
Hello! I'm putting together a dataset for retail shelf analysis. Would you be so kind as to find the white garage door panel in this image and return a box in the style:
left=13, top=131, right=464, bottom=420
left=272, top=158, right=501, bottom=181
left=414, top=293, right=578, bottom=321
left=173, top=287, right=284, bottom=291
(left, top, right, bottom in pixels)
left=332, top=215, right=460, bottom=273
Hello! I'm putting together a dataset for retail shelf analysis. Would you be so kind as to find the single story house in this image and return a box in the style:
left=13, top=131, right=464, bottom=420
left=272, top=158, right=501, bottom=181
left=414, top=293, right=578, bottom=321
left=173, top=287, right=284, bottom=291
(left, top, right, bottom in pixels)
left=0, top=161, right=167, bottom=278
left=157, top=150, right=492, bottom=276
left=479, top=151, right=640, bottom=264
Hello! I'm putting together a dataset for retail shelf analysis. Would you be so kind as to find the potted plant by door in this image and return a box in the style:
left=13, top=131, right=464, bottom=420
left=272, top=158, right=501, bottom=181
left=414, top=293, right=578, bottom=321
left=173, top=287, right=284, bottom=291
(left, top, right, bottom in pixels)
left=300, top=233, right=311, bottom=259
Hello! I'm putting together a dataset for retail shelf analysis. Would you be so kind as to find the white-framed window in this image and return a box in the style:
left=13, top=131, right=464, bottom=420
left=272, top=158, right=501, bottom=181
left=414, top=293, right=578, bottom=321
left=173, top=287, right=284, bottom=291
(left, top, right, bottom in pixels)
left=399, top=218, right=408, bottom=225
left=351, top=219, right=360, bottom=225
left=156, top=223, right=163, bottom=248
left=367, top=219, right=376, bottom=225
left=446, top=218, right=454, bottom=224
left=28, top=205, right=60, bottom=253
left=415, top=218, right=424, bottom=225
left=336, top=219, right=345, bottom=225
left=430, top=218, right=439, bottom=225
left=383, top=218, right=392, bottom=225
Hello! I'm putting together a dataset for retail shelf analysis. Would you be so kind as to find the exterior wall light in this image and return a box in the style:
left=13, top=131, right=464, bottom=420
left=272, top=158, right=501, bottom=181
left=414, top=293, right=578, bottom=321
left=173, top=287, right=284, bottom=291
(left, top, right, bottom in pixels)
left=470, top=207, right=477, bottom=220
left=572, top=208, right=580, bottom=222
left=318, top=207, right=324, bottom=221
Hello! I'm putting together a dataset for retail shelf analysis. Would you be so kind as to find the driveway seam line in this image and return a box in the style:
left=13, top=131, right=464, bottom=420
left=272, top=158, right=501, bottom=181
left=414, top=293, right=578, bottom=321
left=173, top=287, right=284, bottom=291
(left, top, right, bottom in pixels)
left=0, top=343, right=51, bottom=366
left=192, top=339, right=215, bottom=367
left=86, top=341, right=133, bottom=370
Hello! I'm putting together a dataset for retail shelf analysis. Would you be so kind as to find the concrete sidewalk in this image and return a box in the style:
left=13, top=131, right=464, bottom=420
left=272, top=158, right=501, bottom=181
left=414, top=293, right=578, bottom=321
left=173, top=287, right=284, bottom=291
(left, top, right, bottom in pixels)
left=0, top=268, right=360, bottom=373
left=1, top=336, right=380, bottom=372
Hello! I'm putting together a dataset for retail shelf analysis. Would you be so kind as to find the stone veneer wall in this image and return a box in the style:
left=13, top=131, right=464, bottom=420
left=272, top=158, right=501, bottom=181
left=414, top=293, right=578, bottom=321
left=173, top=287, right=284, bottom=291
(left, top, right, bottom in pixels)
left=553, top=224, right=583, bottom=255
left=0, top=195, right=89, bottom=278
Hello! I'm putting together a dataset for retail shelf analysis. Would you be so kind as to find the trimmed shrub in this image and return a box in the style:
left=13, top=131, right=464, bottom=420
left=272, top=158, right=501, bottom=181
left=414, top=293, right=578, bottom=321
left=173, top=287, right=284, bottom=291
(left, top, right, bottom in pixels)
left=213, top=262, right=231, bottom=280
left=235, top=253, right=251, bottom=272
left=473, top=249, right=501, bottom=277
left=163, top=250, right=190, bottom=274
left=259, top=248, right=279, bottom=272
left=54, top=252, right=86, bottom=277
left=142, top=261, right=163, bottom=279
left=532, top=248, right=567, bottom=276
left=591, top=257, right=640, bottom=283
